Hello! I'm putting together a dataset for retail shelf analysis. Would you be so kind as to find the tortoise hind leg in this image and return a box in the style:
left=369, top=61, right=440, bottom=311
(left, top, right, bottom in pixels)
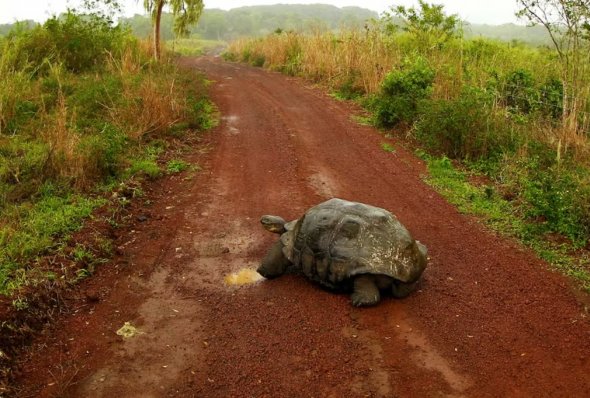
left=257, top=240, right=291, bottom=279
left=391, top=280, right=418, bottom=298
left=351, top=275, right=380, bottom=307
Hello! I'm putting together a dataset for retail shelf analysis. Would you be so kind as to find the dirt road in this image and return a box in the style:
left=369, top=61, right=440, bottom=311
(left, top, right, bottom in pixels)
left=14, top=57, right=590, bottom=397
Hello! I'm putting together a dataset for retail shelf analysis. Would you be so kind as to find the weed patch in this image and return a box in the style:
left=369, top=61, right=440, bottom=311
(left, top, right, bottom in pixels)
left=422, top=153, right=590, bottom=291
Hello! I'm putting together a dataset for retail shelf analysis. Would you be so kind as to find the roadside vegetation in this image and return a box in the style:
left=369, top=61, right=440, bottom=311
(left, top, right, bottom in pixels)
left=225, top=1, right=590, bottom=290
left=0, top=11, right=214, bottom=298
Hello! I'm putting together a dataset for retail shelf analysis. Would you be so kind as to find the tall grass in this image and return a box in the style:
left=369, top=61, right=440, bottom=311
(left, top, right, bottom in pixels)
left=0, top=12, right=212, bottom=295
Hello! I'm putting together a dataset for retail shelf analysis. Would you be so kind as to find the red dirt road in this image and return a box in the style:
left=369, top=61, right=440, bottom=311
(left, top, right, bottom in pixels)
left=14, top=57, right=590, bottom=397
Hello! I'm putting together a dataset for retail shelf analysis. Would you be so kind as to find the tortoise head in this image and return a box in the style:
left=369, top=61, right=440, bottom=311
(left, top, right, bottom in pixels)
left=260, top=215, right=287, bottom=234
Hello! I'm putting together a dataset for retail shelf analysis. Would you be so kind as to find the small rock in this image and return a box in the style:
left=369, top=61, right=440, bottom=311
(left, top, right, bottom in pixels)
left=137, top=214, right=148, bottom=222
left=86, top=292, right=100, bottom=303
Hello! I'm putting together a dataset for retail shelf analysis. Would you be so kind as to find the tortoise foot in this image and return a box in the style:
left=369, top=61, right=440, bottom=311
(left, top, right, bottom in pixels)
left=257, top=240, right=290, bottom=279
left=351, top=275, right=380, bottom=307
left=391, top=280, right=418, bottom=298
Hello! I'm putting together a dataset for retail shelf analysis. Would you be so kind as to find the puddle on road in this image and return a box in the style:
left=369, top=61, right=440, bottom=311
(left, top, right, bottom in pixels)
left=224, top=268, right=264, bottom=286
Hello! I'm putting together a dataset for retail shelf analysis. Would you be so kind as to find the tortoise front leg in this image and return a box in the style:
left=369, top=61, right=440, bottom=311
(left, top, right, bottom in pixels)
left=351, top=275, right=381, bottom=307
left=257, top=240, right=291, bottom=279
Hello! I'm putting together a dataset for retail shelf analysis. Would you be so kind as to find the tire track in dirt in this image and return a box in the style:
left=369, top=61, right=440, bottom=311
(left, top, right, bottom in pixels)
left=13, top=57, right=590, bottom=398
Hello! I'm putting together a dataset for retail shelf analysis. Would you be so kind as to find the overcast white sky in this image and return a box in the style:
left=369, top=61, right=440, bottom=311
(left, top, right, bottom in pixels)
left=0, top=0, right=522, bottom=25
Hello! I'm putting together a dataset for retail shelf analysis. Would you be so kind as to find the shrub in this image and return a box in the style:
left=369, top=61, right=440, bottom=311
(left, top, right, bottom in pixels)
left=334, top=73, right=364, bottom=100
left=68, top=75, right=123, bottom=128
left=7, top=12, right=131, bottom=74
left=539, top=77, right=564, bottom=120
left=0, top=137, right=49, bottom=204
left=415, top=87, right=519, bottom=160
left=251, top=54, right=265, bottom=67
left=372, top=56, right=435, bottom=128
left=502, top=68, right=539, bottom=115
left=521, top=162, right=589, bottom=246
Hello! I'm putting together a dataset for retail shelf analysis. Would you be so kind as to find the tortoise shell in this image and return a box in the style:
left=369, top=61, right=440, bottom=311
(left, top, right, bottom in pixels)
left=280, top=199, right=427, bottom=289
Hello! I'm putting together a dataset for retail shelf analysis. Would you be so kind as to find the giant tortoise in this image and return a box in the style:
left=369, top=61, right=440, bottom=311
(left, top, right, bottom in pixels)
left=257, top=198, right=428, bottom=306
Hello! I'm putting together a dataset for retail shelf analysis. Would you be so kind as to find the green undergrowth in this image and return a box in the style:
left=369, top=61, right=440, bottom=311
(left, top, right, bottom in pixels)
left=0, top=12, right=216, bottom=297
left=422, top=153, right=590, bottom=291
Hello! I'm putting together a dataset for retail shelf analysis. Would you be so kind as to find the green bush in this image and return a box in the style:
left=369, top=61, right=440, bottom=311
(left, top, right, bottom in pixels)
left=166, top=159, right=190, bottom=173
left=502, top=68, right=539, bottom=115
left=539, top=77, right=564, bottom=120
left=415, top=87, right=519, bottom=160
left=0, top=69, right=36, bottom=134
left=0, top=138, right=49, bottom=204
left=78, top=124, right=127, bottom=178
left=222, top=51, right=238, bottom=62
left=516, top=159, right=590, bottom=246
left=187, top=97, right=217, bottom=130
left=251, top=54, right=265, bottom=67
left=7, top=12, right=131, bottom=74
left=372, top=56, right=435, bottom=128
left=334, top=73, right=364, bottom=100
left=68, top=75, right=123, bottom=128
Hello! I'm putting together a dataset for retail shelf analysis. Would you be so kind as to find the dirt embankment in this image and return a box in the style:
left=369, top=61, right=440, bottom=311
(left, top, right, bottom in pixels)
left=11, top=57, right=590, bottom=398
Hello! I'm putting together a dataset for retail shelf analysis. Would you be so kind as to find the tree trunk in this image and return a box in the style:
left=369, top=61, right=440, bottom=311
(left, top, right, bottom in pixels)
left=153, top=0, right=165, bottom=61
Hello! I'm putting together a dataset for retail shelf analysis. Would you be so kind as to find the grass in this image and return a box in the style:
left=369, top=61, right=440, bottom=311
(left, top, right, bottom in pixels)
left=166, top=159, right=191, bottom=173
left=0, top=12, right=215, bottom=297
left=0, top=195, right=105, bottom=294
left=166, top=37, right=226, bottom=56
left=421, top=152, right=590, bottom=291
left=380, top=142, right=396, bottom=153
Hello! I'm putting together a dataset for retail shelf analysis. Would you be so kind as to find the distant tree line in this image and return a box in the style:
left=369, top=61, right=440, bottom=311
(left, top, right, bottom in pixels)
left=0, top=4, right=552, bottom=46
left=120, top=4, right=377, bottom=41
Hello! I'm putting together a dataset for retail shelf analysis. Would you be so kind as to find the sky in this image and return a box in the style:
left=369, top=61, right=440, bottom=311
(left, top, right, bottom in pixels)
left=0, top=0, right=523, bottom=25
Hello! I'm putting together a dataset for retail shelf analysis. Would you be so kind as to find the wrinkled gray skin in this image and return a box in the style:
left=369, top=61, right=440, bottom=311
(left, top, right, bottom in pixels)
left=257, top=198, right=428, bottom=307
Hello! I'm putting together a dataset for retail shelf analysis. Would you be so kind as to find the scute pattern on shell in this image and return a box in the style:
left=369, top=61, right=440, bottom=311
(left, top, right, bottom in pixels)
left=281, top=199, right=427, bottom=288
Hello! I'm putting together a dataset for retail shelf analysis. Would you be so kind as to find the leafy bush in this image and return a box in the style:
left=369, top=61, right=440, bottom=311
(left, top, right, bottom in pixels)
left=372, top=56, right=435, bottom=128
left=334, top=73, right=364, bottom=100
left=251, top=54, right=265, bottom=67
left=222, top=51, right=238, bottom=62
left=6, top=12, right=131, bottom=74
left=505, top=157, right=590, bottom=246
left=0, top=137, right=49, bottom=204
left=540, top=77, right=564, bottom=120
left=415, top=87, right=519, bottom=160
left=68, top=75, right=123, bottom=128
left=187, top=98, right=217, bottom=130
left=78, top=124, right=127, bottom=178
left=502, top=68, right=539, bottom=114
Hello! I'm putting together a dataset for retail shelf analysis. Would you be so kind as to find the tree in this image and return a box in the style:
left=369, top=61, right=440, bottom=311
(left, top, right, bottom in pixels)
left=142, top=0, right=204, bottom=60
left=381, top=0, right=461, bottom=49
left=81, top=0, right=122, bottom=23
left=516, top=0, right=590, bottom=60
left=517, top=0, right=590, bottom=129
